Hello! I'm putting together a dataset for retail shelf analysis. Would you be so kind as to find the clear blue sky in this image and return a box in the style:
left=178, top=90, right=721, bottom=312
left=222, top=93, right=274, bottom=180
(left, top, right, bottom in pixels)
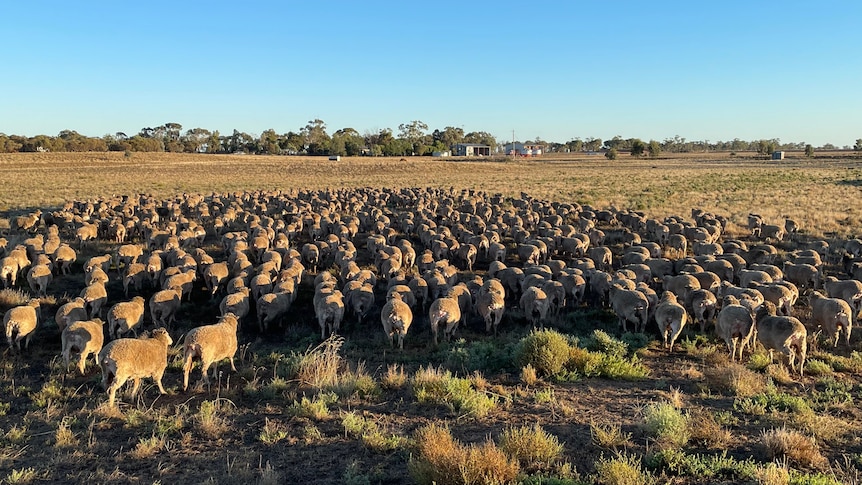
left=2, top=1, right=859, bottom=147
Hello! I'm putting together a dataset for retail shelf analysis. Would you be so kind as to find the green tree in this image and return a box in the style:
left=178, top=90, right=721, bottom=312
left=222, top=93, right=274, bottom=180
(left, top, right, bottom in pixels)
left=206, top=130, right=221, bottom=153
left=584, top=137, right=602, bottom=152
left=854, top=139, right=862, bottom=151
left=463, top=131, right=497, bottom=151
left=648, top=140, right=661, bottom=158
left=567, top=138, right=584, bottom=153
left=605, top=148, right=618, bottom=160
left=398, top=120, right=428, bottom=155
left=630, top=139, right=646, bottom=157
left=432, top=126, right=465, bottom=149
left=804, top=144, right=814, bottom=157
left=302, top=119, right=330, bottom=155
left=259, top=129, right=280, bottom=155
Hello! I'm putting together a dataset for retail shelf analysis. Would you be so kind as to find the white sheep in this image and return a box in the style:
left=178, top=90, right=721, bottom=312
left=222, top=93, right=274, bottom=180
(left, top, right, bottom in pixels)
left=654, top=291, right=687, bottom=351
left=476, top=287, right=505, bottom=335
left=715, top=295, right=756, bottom=362
left=810, top=291, right=853, bottom=347
left=149, top=288, right=182, bottom=328
left=824, top=276, right=862, bottom=322
left=4, top=299, right=41, bottom=350
left=123, top=262, right=148, bottom=298
left=99, top=327, right=173, bottom=407
left=55, top=297, right=88, bottom=333
left=256, top=291, right=292, bottom=332
left=219, top=286, right=250, bottom=320
left=756, top=301, right=807, bottom=376
left=381, top=294, right=413, bottom=349
left=520, top=286, right=550, bottom=330
left=0, top=256, right=20, bottom=287
left=182, top=313, right=239, bottom=390
left=428, top=296, right=461, bottom=345
left=609, top=286, right=649, bottom=333
left=687, top=288, right=717, bottom=333
left=79, top=281, right=108, bottom=319
left=61, top=318, right=105, bottom=374
left=345, top=282, right=375, bottom=324
left=315, top=288, right=345, bottom=339
left=203, top=261, right=230, bottom=299
left=107, top=296, right=146, bottom=339
left=26, top=264, right=53, bottom=297
left=52, top=244, right=77, bottom=275
left=163, top=270, right=196, bottom=302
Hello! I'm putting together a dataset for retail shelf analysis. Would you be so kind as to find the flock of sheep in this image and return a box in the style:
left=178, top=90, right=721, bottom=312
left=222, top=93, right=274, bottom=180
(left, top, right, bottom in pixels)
left=1, top=187, right=860, bottom=406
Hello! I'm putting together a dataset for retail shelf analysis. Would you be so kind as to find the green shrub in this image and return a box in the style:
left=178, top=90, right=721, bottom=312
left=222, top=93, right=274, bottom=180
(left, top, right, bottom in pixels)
left=498, top=424, right=564, bottom=472
left=642, top=402, right=689, bottom=449
left=516, top=329, right=572, bottom=378
left=411, top=366, right=496, bottom=418
left=583, top=329, right=628, bottom=358
left=804, top=359, right=833, bottom=376
left=594, top=452, right=651, bottom=485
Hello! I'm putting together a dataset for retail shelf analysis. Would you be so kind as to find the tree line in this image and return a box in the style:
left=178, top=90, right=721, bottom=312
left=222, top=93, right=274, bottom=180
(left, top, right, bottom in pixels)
left=0, top=120, right=855, bottom=156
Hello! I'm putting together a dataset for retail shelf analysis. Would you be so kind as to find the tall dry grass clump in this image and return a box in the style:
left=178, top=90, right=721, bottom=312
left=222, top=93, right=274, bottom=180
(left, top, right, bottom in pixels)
left=409, top=423, right=519, bottom=485
left=703, top=362, right=767, bottom=397
left=761, top=427, right=828, bottom=470
left=594, top=452, right=652, bottom=485
left=295, top=335, right=344, bottom=389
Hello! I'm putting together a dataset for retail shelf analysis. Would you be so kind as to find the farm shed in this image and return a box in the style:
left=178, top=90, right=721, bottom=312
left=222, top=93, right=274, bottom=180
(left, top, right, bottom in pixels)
left=772, top=151, right=785, bottom=160
left=452, top=143, right=490, bottom=157
left=504, top=142, right=544, bottom=157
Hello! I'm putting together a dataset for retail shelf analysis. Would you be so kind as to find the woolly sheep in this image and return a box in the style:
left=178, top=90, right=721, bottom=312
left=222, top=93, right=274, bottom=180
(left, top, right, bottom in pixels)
left=149, top=288, right=182, bottom=328
left=203, top=261, right=230, bottom=298
left=85, top=253, right=112, bottom=275
left=256, top=291, right=292, bottom=332
left=315, top=288, right=345, bottom=339
left=182, top=313, right=239, bottom=390
left=219, top=287, right=251, bottom=321
left=0, top=256, right=20, bottom=287
left=755, top=301, right=807, bottom=376
left=52, top=244, right=77, bottom=275
left=163, top=270, right=196, bottom=302
left=824, top=276, right=862, bottom=322
left=687, top=288, right=718, bottom=333
left=428, top=296, right=461, bottom=345
left=123, top=262, right=148, bottom=298
left=749, top=282, right=795, bottom=317
left=26, top=264, right=52, bottom=297
left=715, top=295, right=755, bottom=362
left=61, top=318, right=105, bottom=374
left=782, top=262, right=820, bottom=290
left=520, top=286, right=550, bottom=330
left=476, top=287, right=505, bottom=336
left=810, top=291, right=853, bottom=347
left=610, top=286, right=649, bottom=333
left=345, top=282, right=375, bottom=324
left=654, top=291, right=687, bottom=351
left=107, top=296, right=146, bottom=339
left=55, top=297, right=88, bottom=333
left=4, top=299, right=41, bottom=350
left=381, top=294, right=413, bottom=349
left=80, top=282, right=108, bottom=319
left=99, top=327, right=173, bottom=407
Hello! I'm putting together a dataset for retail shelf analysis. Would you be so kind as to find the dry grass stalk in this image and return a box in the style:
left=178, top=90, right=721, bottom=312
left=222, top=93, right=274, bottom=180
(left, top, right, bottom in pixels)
left=703, top=362, right=767, bottom=397
left=761, top=427, right=828, bottom=470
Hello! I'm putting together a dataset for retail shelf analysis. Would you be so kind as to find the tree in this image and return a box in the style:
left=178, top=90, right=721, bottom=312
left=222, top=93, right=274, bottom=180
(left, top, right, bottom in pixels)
left=182, top=127, right=211, bottom=153
left=463, top=131, right=497, bottom=151
left=206, top=130, right=221, bottom=153
left=302, top=119, right=330, bottom=155
left=566, top=138, right=583, bottom=153
left=855, top=139, right=862, bottom=151
left=259, top=129, right=280, bottom=155
left=398, top=120, right=428, bottom=155
left=584, top=137, right=602, bottom=152
left=630, top=139, right=646, bottom=157
left=648, top=140, right=661, bottom=158
left=432, top=126, right=465, bottom=149
left=606, top=148, right=618, bottom=160
left=804, top=144, right=814, bottom=157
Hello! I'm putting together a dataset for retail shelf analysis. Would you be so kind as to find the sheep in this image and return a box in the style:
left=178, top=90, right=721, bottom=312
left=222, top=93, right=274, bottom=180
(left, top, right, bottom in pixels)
left=824, top=276, right=862, bottom=322
left=476, top=287, right=505, bottom=336
left=203, top=261, right=230, bottom=298
left=26, top=264, right=52, bottom=297
left=302, top=243, right=320, bottom=272
left=738, top=269, right=772, bottom=288
left=386, top=285, right=417, bottom=309
left=610, top=286, right=649, bottom=333
left=182, top=313, right=239, bottom=390
left=687, top=288, right=717, bottom=333
left=55, top=297, right=88, bottom=333
left=107, top=296, right=146, bottom=339
left=782, top=262, right=820, bottom=290
left=654, top=291, right=687, bottom=351
left=810, top=291, right=853, bottom=347
left=4, top=299, right=41, bottom=350
left=587, top=246, right=613, bottom=272
left=61, top=318, right=105, bottom=374
left=455, top=243, right=478, bottom=272
left=380, top=294, right=413, bottom=349
left=0, top=256, right=20, bottom=288
left=52, top=244, right=77, bottom=275
left=256, top=291, right=293, bottom=332
left=755, top=301, right=807, bottom=376
left=345, top=282, right=375, bottom=325
left=315, top=289, right=345, bottom=339
left=557, top=270, right=586, bottom=307
left=219, top=287, right=251, bottom=321
left=123, top=262, right=148, bottom=298
left=84, top=253, right=112, bottom=275
left=663, top=274, right=701, bottom=303
left=164, top=270, right=196, bottom=302
left=99, top=327, right=173, bottom=407
left=150, top=288, right=182, bottom=328
left=85, top=266, right=110, bottom=287
left=749, top=282, right=795, bottom=317
left=428, top=296, right=461, bottom=345
left=115, top=244, right=144, bottom=271
left=79, top=282, right=108, bottom=319
left=518, top=243, right=542, bottom=266
left=520, top=286, right=551, bottom=330
left=541, top=279, right=566, bottom=317
left=11, top=209, right=41, bottom=233
left=760, top=224, right=785, bottom=242
left=715, top=295, right=756, bottom=362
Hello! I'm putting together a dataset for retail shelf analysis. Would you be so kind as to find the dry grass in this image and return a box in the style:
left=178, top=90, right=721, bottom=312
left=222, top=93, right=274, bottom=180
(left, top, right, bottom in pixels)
left=3, top=152, right=862, bottom=238
left=761, top=427, right=828, bottom=470
left=379, top=364, right=407, bottom=390
left=295, top=335, right=344, bottom=389
left=590, top=421, right=633, bottom=450
left=498, top=424, right=564, bottom=472
left=408, top=423, right=520, bottom=485
left=703, top=362, right=768, bottom=397
left=687, top=408, right=733, bottom=449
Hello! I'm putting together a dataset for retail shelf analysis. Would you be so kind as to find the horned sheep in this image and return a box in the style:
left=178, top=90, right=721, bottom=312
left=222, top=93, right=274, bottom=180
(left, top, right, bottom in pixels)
left=99, top=327, right=173, bottom=407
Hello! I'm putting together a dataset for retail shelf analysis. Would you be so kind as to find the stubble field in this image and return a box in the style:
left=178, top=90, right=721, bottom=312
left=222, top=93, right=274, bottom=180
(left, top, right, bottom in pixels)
left=1, top=151, right=862, bottom=485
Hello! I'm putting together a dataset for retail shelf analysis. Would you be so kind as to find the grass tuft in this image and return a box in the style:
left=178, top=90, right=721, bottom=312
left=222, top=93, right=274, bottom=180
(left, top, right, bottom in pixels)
left=703, top=362, right=767, bottom=397
left=594, top=452, right=651, bottom=485
left=498, top=424, right=564, bottom=472
left=761, top=427, right=828, bottom=470
left=642, top=402, right=689, bottom=449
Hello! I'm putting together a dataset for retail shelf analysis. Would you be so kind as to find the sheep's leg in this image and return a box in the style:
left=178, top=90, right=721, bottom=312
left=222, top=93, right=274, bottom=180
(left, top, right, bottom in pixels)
left=107, top=376, right=126, bottom=407
left=130, top=377, right=142, bottom=398
left=183, top=353, right=195, bottom=391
